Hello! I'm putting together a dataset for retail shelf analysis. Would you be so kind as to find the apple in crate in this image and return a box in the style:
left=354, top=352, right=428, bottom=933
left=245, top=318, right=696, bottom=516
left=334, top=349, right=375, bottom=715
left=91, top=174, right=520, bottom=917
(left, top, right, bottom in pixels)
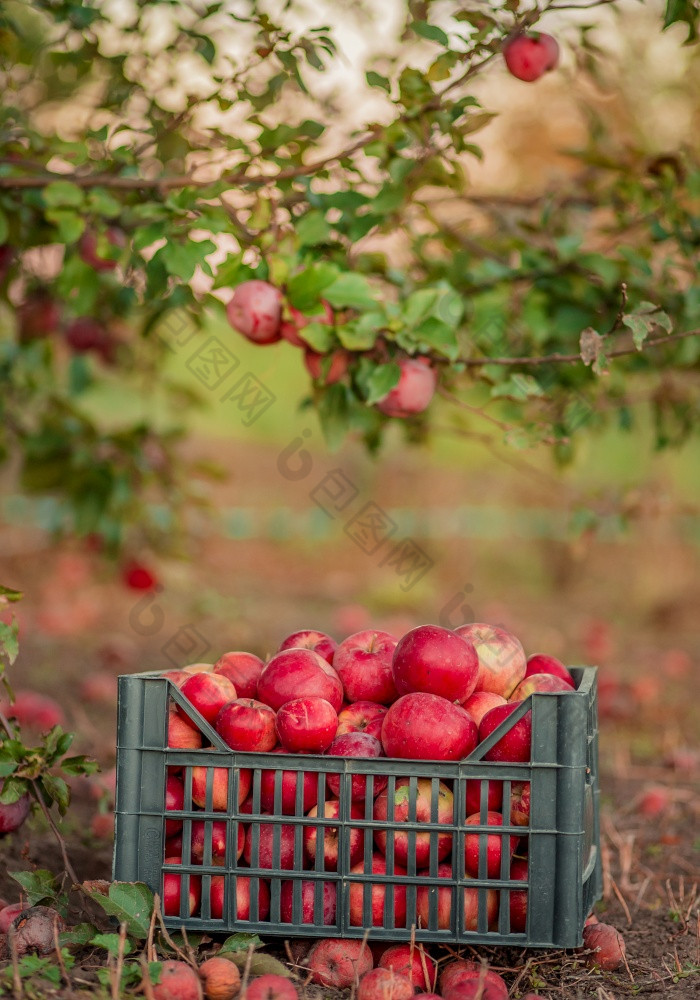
left=162, top=859, right=201, bottom=917
left=278, top=629, right=337, bottom=665
left=464, top=811, right=518, bottom=878
left=373, top=778, right=453, bottom=868
left=179, top=672, right=237, bottom=725
left=392, top=624, right=478, bottom=704
left=509, top=672, right=573, bottom=700
left=191, top=765, right=251, bottom=811
left=479, top=702, right=532, bottom=763
left=333, top=630, right=398, bottom=704
left=275, top=696, right=338, bottom=753
left=336, top=701, right=388, bottom=740
left=167, top=713, right=202, bottom=750
left=415, top=864, right=499, bottom=932
left=244, top=820, right=298, bottom=869
left=260, top=749, right=320, bottom=815
left=215, top=698, right=277, bottom=752
left=257, top=649, right=343, bottom=712
left=349, top=854, right=407, bottom=927
left=325, top=732, right=387, bottom=801
left=303, top=799, right=364, bottom=870
left=381, top=692, right=478, bottom=761
left=210, top=874, right=270, bottom=920
left=190, top=819, right=239, bottom=863
left=455, top=623, right=526, bottom=698
left=463, top=692, right=507, bottom=726
left=525, top=653, right=575, bottom=688
left=509, top=781, right=531, bottom=826
left=509, top=857, right=529, bottom=932
left=465, top=778, right=503, bottom=817
left=214, top=651, right=265, bottom=699
left=279, top=879, right=337, bottom=925
left=165, top=773, right=185, bottom=836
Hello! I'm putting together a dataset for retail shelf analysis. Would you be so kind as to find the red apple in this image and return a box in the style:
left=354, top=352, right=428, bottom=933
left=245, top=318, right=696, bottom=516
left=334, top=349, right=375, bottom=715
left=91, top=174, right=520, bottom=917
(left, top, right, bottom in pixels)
left=333, top=631, right=398, bottom=705
left=191, top=766, right=251, bottom=811
left=376, top=358, right=437, bottom=418
left=65, top=317, right=113, bottom=359
left=303, top=800, right=364, bottom=871
left=443, top=977, right=507, bottom=1000
left=0, top=903, right=27, bottom=933
left=257, top=648, right=343, bottom=712
left=378, top=943, right=437, bottom=991
left=325, top=732, right=387, bottom=801
left=509, top=781, right=530, bottom=826
left=190, top=819, right=243, bottom=863
left=454, top=623, right=526, bottom=698
left=509, top=672, right=573, bottom=701
left=245, top=975, right=298, bottom=1000
left=525, top=654, right=575, bottom=688
left=381, top=693, right=478, bottom=761
left=509, top=857, right=529, bottom=932
left=215, top=698, right=277, bottom=752
left=180, top=673, right=237, bottom=726
left=213, top=651, right=265, bottom=700
left=150, top=960, right=201, bottom=1000
left=392, top=625, right=478, bottom=704
left=304, top=348, right=350, bottom=385
left=275, top=697, right=338, bottom=754
left=0, top=784, right=31, bottom=836
left=357, top=969, right=415, bottom=1000
left=582, top=921, right=627, bottom=971
left=479, top=703, right=532, bottom=763
left=503, top=32, right=559, bottom=83
left=464, top=779, right=503, bottom=818
left=244, top=820, right=298, bottom=869
left=3, top=690, right=65, bottom=731
left=373, top=778, right=453, bottom=869
left=162, top=670, right=192, bottom=691
left=440, top=961, right=508, bottom=1000
left=415, top=865, right=499, bottom=932
left=463, top=692, right=507, bottom=727
left=164, top=773, right=185, bottom=837
left=349, top=854, right=407, bottom=927
left=79, top=227, right=126, bottom=271
left=162, top=859, right=201, bottom=917
left=259, top=749, right=319, bottom=815
left=279, top=879, right=337, bottom=925
left=464, top=811, right=518, bottom=879
left=210, top=874, right=270, bottom=921
left=226, top=280, right=282, bottom=344
left=167, top=712, right=202, bottom=750
left=277, top=629, right=337, bottom=665
left=306, top=938, right=373, bottom=988
left=336, top=701, right=388, bottom=740
left=18, top=291, right=61, bottom=341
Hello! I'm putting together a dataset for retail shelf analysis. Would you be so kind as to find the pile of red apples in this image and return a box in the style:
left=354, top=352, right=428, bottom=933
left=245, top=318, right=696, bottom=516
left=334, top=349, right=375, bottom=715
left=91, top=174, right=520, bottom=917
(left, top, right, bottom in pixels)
left=158, top=622, right=577, bottom=930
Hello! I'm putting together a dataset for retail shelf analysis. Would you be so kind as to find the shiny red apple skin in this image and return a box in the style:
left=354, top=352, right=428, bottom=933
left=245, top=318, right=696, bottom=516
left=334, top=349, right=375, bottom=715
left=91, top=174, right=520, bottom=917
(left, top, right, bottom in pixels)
left=277, top=629, right=337, bottom=665
left=509, top=857, right=529, bottom=932
left=304, top=800, right=364, bottom=871
left=335, top=701, right=388, bottom=739
left=510, top=672, right=573, bottom=701
left=210, top=873, right=270, bottom=920
left=392, top=624, right=479, bottom=704
left=164, top=773, right=185, bottom=836
left=325, top=732, right=387, bottom=801
left=215, top=698, right=277, bottom=752
left=214, top=651, right=265, bottom=700
left=162, top=858, right=201, bottom=917
left=479, top=702, right=532, bottom=764
left=415, top=863, right=499, bottom=932
left=191, top=765, right=251, bottom=811
left=259, top=748, right=320, bottom=815
left=244, top=819, right=298, bottom=869
left=373, top=778, right=453, bottom=869
left=349, top=853, right=407, bottom=927
left=179, top=672, right=237, bottom=725
left=279, top=879, right=337, bottom=925
left=333, top=630, right=398, bottom=704
left=275, top=696, right=338, bottom=754
left=463, top=691, right=507, bottom=726
left=454, top=623, right=527, bottom=699
left=257, top=648, right=343, bottom=712
left=381, top=692, right=478, bottom=761
left=464, top=811, right=518, bottom=879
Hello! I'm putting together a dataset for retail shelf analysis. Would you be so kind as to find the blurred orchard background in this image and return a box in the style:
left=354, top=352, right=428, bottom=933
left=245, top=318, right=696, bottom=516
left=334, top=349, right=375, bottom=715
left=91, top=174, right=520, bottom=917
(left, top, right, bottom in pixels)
left=0, top=0, right=698, bottom=912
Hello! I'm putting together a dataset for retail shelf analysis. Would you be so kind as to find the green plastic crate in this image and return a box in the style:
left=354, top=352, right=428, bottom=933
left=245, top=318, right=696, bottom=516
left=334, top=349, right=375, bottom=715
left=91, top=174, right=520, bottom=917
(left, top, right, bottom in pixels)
left=113, top=666, right=601, bottom=947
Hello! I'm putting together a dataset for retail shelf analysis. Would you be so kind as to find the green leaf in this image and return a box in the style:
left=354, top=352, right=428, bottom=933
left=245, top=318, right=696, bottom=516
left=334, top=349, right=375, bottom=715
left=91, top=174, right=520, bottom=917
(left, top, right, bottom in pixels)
left=364, top=362, right=401, bottom=405
left=0, top=586, right=23, bottom=603
left=0, top=208, right=8, bottom=243
left=61, top=755, right=99, bottom=776
left=87, top=188, right=122, bottom=219
left=10, top=870, right=59, bottom=907
left=413, top=317, right=459, bottom=359
left=622, top=313, right=655, bottom=350
left=91, top=933, right=134, bottom=957
left=60, top=923, right=96, bottom=948
left=218, top=933, right=263, bottom=955
left=299, top=322, right=334, bottom=353
left=287, top=264, right=338, bottom=312
left=0, top=619, right=19, bottom=664
left=412, top=20, right=449, bottom=46
left=366, top=71, right=391, bottom=92
left=45, top=208, right=86, bottom=243
left=39, top=775, right=71, bottom=814
left=491, top=374, right=545, bottom=401
left=224, top=952, right=291, bottom=977
left=337, top=313, right=383, bottom=350
left=324, top=273, right=375, bottom=311
left=85, top=882, right=154, bottom=939
left=295, top=211, right=331, bottom=247
left=0, top=776, right=29, bottom=804
left=663, top=0, right=699, bottom=42
left=43, top=181, right=85, bottom=209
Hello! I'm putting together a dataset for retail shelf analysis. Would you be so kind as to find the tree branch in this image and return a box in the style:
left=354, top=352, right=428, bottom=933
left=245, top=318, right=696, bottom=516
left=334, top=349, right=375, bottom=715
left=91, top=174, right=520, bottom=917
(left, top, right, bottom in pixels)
left=457, top=329, right=699, bottom=368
